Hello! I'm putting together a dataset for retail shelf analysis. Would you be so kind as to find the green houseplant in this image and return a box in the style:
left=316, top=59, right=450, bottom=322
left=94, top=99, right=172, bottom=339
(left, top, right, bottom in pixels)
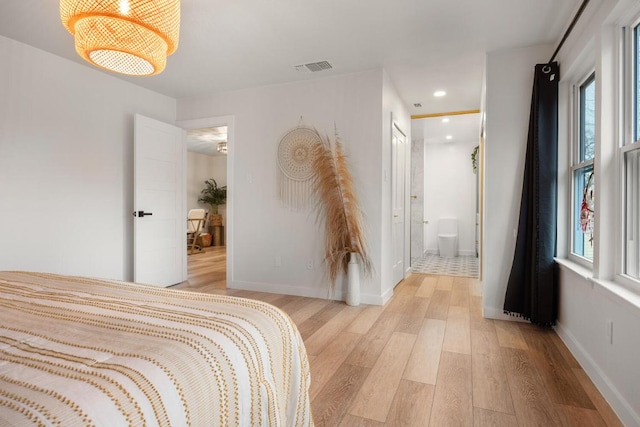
left=198, top=179, right=227, bottom=226
left=471, top=145, right=479, bottom=174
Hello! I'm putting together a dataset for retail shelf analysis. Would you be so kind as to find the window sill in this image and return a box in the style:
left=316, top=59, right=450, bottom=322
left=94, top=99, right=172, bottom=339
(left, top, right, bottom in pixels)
left=554, top=257, right=592, bottom=279
left=555, top=257, right=640, bottom=313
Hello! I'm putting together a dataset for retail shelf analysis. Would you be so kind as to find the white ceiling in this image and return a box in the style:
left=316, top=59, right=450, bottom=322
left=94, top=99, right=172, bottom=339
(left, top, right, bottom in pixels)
left=186, top=126, right=228, bottom=156
left=0, top=0, right=580, bottom=116
left=412, top=113, right=482, bottom=144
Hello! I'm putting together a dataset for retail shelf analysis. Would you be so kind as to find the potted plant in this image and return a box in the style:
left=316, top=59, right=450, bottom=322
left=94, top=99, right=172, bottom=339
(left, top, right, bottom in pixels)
left=198, top=179, right=227, bottom=227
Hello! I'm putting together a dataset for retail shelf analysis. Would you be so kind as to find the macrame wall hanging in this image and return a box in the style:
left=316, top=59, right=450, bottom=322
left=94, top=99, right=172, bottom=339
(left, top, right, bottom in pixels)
left=277, top=124, right=322, bottom=211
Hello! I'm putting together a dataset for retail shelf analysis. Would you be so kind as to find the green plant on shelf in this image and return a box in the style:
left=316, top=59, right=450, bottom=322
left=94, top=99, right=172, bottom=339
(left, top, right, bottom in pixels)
left=198, top=178, right=227, bottom=215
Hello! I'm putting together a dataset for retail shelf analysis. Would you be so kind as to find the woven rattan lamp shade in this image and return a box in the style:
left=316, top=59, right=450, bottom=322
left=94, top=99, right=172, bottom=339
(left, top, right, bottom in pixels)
left=60, top=0, right=180, bottom=76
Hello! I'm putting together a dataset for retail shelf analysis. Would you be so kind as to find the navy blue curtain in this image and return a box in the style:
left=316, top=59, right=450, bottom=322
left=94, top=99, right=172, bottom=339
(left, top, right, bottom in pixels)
left=504, top=62, right=559, bottom=326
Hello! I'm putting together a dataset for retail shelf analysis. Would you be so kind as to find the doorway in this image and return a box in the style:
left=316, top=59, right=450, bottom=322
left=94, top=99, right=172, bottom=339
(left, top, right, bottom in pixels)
left=391, top=122, right=407, bottom=286
left=177, top=116, right=234, bottom=291
left=409, top=112, right=481, bottom=278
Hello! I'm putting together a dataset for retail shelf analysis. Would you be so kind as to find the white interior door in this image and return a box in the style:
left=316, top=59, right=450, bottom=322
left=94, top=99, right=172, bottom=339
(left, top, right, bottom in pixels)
left=392, top=123, right=406, bottom=286
left=134, top=114, right=185, bottom=287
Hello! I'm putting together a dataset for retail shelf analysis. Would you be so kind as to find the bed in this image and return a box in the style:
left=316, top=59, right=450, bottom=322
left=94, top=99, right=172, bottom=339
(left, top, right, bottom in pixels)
left=0, top=271, right=314, bottom=426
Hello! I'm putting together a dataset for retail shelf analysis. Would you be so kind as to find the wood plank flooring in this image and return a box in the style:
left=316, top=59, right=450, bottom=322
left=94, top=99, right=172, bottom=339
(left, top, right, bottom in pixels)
left=179, top=245, right=226, bottom=292
left=175, top=260, right=622, bottom=426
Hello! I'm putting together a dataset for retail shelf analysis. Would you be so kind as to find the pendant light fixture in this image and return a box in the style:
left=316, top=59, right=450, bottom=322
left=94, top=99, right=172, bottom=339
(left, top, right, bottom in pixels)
left=60, top=0, right=181, bottom=76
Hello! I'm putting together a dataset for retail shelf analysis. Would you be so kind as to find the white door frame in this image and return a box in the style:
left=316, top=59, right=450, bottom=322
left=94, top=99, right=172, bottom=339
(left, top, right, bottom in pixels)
left=391, top=117, right=408, bottom=286
left=176, top=116, right=235, bottom=285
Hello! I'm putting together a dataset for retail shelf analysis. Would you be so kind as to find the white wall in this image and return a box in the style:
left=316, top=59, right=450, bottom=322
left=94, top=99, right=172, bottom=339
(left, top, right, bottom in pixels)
left=0, top=34, right=413, bottom=305
left=410, top=138, right=425, bottom=258
left=483, top=1, right=640, bottom=424
left=178, top=69, right=410, bottom=304
left=553, top=0, right=640, bottom=425
left=424, top=140, right=478, bottom=256
left=187, top=151, right=227, bottom=224
left=483, top=43, right=554, bottom=319
left=382, top=70, right=412, bottom=301
left=0, top=35, right=176, bottom=281
left=557, top=265, right=640, bottom=426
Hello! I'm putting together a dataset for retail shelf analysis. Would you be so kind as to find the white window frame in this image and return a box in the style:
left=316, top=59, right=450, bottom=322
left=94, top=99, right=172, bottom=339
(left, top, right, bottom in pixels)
left=569, top=71, right=596, bottom=267
left=617, top=16, right=640, bottom=291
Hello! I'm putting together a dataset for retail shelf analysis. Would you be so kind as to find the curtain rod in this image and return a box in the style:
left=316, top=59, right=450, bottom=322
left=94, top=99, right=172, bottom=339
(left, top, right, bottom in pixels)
left=549, top=0, right=591, bottom=64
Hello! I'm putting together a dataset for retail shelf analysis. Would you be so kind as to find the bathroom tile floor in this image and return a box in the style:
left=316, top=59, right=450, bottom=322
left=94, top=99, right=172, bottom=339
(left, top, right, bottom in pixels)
left=411, top=252, right=479, bottom=277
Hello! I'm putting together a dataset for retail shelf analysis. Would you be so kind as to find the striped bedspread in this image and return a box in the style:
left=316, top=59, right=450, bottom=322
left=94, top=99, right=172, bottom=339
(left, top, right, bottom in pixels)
left=0, top=271, right=314, bottom=426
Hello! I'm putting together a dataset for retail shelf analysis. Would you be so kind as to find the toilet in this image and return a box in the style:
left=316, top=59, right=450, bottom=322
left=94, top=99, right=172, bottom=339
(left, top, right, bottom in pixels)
left=438, top=218, right=458, bottom=258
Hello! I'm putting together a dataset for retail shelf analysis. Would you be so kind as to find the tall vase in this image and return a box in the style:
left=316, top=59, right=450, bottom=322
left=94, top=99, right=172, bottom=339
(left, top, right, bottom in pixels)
left=347, top=253, right=360, bottom=306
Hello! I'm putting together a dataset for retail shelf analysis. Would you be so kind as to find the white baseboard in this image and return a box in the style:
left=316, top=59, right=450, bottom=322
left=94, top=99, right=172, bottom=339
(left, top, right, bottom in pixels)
left=228, top=280, right=386, bottom=306
left=380, top=287, right=394, bottom=305
left=554, top=322, right=640, bottom=427
left=483, top=307, right=639, bottom=425
left=424, top=248, right=477, bottom=257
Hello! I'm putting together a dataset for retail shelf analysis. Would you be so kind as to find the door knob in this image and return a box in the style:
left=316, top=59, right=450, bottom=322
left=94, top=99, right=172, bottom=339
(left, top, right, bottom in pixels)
left=133, top=210, right=153, bottom=217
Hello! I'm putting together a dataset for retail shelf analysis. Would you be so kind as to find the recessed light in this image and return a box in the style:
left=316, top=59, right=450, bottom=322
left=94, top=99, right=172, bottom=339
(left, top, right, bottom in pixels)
left=442, top=117, right=450, bottom=123
left=446, top=135, right=453, bottom=140
left=434, top=90, right=446, bottom=97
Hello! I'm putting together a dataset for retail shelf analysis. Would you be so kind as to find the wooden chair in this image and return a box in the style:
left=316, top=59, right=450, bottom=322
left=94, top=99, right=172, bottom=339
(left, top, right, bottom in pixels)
left=187, top=209, right=207, bottom=254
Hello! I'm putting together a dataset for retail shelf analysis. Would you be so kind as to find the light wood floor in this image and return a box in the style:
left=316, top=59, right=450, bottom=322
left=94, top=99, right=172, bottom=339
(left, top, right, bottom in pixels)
left=179, top=245, right=227, bottom=292
left=175, top=254, right=622, bottom=426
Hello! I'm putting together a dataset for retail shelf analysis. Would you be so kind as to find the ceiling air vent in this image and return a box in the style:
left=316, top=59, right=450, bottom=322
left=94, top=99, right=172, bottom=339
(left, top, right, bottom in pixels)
left=293, top=60, right=333, bottom=73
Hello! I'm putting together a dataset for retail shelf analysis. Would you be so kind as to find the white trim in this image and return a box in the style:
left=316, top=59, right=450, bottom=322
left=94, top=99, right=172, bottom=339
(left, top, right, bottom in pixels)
left=569, top=70, right=596, bottom=263
left=379, top=286, right=394, bottom=306
left=176, top=115, right=235, bottom=286
left=458, top=250, right=477, bottom=257
left=555, top=257, right=593, bottom=280
left=615, top=272, right=640, bottom=293
left=423, top=249, right=477, bottom=257
left=621, top=139, right=640, bottom=154
left=573, top=159, right=594, bottom=170
left=617, top=17, right=640, bottom=291
left=228, top=279, right=388, bottom=306
left=590, top=276, right=640, bottom=314
left=393, top=120, right=406, bottom=137
left=554, top=322, right=640, bottom=427
left=619, top=145, right=640, bottom=286
left=621, top=25, right=634, bottom=146
left=182, top=129, right=187, bottom=281
left=617, top=24, right=629, bottom=284
left=567, top=252, right=594, bottom=269
left=556, top=256, right=640, bottom=425
left=556, top=257, right=640, bottom=314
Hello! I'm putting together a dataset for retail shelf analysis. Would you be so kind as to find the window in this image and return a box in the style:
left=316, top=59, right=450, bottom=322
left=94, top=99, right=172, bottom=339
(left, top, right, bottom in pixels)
left=571, top=73, right=595, bottom=261
left=622, top=22, right=640, bottom=280
left=636, top=24, right=640, bottom=142
left=625, top=149, right=640, bottom=278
